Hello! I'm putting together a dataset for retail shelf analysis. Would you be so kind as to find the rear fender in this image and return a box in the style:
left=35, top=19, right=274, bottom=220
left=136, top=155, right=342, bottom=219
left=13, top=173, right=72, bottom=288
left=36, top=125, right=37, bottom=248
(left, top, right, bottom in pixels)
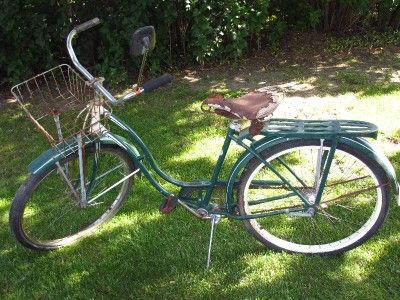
left=341, top=137, right=399, bottom=205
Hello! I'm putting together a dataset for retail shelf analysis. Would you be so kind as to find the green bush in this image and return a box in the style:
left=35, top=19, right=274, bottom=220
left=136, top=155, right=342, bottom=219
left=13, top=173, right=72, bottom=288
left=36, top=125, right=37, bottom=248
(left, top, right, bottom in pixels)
left=0, top=0, right=272, bottom=85
left=2, top=0, right=400, bottom=85
left=270, top=0, right=400, bottom=32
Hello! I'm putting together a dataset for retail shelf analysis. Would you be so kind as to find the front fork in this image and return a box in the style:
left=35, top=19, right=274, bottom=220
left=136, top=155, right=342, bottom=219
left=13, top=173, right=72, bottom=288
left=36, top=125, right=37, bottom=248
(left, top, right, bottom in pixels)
left=54, top=133, right=93, bottom=207
left=53, top=104, right=106, bottom=207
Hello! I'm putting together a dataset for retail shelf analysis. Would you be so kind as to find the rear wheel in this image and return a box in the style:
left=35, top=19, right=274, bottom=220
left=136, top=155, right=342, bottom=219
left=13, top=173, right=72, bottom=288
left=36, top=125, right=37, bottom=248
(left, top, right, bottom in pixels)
left=10, top=144, right=136, bottom=250
left=237, top=139, right=390, bottom=255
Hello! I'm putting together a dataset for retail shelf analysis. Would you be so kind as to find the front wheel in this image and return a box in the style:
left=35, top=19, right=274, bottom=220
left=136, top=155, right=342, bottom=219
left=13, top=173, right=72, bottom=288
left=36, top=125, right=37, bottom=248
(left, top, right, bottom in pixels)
left=10, top=144, right=136, bottom=250
left=237, top=139, right=390, bottom=255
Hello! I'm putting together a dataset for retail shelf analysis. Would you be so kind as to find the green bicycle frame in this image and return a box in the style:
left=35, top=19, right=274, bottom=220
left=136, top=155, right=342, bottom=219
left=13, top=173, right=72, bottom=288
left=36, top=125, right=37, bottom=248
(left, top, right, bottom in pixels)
left=28, top=111, right=400, bottom=220
left=107, top=113, right=237, bottom=198
left=105, top=113, right=318, bottom=219
left=104, top=113, right=387, bottom=220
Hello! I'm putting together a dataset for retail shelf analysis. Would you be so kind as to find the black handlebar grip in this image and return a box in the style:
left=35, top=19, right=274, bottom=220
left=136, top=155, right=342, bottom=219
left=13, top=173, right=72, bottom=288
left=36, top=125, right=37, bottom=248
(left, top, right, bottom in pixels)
left=74, top=17, right=101, bottom=33
left=142, top=74, right=172, bottom=93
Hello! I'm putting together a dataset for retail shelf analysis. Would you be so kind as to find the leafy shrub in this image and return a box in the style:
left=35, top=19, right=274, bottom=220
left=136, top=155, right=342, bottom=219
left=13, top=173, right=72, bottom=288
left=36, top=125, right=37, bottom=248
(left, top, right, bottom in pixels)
left=0, top=0, right=272, bottom=85
left=2, top=0, right=400, bottom=85
left=270, top=0, right=400, bottom=31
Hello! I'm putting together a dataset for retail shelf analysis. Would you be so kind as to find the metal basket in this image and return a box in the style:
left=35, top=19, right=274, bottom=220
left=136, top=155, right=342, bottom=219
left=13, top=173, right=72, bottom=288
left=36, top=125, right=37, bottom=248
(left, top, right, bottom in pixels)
left=11, top=64, right=108, bottom=154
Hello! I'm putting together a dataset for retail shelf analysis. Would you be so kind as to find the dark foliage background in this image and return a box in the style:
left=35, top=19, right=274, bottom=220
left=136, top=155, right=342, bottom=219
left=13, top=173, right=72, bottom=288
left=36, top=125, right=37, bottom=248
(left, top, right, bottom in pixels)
left=1, top=0, right=400, bottom=85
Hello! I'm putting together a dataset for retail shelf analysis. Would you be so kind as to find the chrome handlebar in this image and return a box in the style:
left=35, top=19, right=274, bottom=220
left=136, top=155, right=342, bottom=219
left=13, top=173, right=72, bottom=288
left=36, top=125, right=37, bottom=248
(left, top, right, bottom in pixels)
left=66, top=18, right=136, bottom=105
left=67, top=18, right=171, bottom=105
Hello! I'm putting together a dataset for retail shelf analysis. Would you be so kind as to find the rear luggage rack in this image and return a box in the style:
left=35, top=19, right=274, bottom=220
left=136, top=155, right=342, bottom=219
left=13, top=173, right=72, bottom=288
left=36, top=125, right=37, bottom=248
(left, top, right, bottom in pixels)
left=238, top=119, right=378, bottom=142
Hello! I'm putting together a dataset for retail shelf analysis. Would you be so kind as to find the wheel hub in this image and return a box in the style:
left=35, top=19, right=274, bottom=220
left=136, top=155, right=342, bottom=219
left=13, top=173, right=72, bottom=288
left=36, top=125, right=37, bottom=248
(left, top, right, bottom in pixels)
left=287, top=207, right=316, bottom=217
left=301, top=188, right=317, bottom=204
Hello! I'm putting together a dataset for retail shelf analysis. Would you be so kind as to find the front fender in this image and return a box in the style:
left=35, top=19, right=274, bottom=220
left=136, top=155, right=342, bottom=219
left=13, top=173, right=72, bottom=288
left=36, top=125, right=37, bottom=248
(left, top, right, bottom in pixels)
left=28, top=133, right=140, bottom=175
left=226, top=136, right=400, bottom=209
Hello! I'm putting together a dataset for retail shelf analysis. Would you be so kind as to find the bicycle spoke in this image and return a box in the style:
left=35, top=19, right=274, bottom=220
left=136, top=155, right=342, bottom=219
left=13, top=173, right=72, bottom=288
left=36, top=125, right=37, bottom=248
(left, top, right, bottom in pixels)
left=332, top=203, right=354, bottom=211
left=325, top=175, right=369, bottom=188
left=322, top=183, right=386, bottom=204
left=317, top=210, right=341, bottom=223
left=240, top=141, right=387, bottom=253
left=248, top=192, right=297, bottom=206
left=84, top=163, right=125, bottom=195
left=18, top=146, right=135, bottom=247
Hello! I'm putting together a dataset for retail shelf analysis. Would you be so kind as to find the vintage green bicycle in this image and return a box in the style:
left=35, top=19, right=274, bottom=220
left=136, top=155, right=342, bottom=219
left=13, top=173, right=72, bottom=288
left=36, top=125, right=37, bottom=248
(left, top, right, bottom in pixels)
left=9, top=18, right=400, bottom=267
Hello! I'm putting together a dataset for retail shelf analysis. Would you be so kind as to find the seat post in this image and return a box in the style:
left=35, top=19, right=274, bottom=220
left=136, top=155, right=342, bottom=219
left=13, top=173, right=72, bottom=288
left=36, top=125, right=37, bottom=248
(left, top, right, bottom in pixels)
left=201, top=124, right=236, bottom=207
left=229, top=119, right=241, bottom=132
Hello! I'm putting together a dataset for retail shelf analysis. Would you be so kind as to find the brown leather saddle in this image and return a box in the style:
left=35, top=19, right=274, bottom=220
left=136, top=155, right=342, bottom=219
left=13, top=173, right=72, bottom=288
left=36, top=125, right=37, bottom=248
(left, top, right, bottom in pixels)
left=201, top=91, right=280, bottom=136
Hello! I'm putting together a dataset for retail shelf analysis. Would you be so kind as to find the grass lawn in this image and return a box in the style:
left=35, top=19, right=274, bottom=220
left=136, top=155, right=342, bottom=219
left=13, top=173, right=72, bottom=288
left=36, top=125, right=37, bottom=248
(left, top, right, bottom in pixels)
left=1, top=41, right=400, bottom=299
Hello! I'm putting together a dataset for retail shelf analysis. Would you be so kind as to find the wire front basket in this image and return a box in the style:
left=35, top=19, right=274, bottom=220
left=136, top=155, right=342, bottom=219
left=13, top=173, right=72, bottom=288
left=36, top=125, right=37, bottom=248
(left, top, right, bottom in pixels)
left=11, top=64, right=108, bottom=155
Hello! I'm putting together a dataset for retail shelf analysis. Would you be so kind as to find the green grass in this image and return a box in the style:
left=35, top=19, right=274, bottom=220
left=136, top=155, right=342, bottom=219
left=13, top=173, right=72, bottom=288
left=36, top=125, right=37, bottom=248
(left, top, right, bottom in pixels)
left=1, top=68, right=400, bottom=299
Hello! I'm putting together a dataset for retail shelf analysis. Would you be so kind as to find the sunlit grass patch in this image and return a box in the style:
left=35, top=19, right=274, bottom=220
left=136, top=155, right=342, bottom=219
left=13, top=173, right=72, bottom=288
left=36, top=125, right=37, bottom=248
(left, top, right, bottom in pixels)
left=236, top=253, right=292, bottom=284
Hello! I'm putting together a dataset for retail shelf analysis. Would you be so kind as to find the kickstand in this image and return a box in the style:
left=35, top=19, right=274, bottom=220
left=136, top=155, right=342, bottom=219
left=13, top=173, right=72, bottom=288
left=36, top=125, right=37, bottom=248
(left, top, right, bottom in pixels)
left=206, top=214, right=221, bottom=269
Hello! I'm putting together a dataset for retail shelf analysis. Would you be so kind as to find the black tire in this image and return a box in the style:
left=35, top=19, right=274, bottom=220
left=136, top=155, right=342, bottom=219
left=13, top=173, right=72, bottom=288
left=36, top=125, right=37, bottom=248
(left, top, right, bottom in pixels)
left=10, top=144, right=136, bottom=250
left=237, top=139, right=390, bottom=255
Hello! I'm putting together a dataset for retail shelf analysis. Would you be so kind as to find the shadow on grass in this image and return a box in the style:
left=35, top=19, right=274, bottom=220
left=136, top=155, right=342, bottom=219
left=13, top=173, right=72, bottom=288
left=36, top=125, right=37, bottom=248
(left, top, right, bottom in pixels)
left=3, top=194, right=400, bottom=298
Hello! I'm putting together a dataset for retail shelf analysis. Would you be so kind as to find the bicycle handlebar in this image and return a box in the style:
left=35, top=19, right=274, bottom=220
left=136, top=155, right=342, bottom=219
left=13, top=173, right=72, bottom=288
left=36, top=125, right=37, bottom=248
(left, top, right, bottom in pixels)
left=67, top=18, right=121, bottom=105
left=74, top=18, right=101, bottom=33
left=142, top=74, right=172, bottom=93
left=119, top=74, right=172, bottom=101
left=67, top=18, right=170, bottom=105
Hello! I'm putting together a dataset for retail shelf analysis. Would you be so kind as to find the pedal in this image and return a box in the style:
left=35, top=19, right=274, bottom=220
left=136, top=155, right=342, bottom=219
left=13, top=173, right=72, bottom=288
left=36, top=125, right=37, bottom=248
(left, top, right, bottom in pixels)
left=159, top=195, right=178, bottom=214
